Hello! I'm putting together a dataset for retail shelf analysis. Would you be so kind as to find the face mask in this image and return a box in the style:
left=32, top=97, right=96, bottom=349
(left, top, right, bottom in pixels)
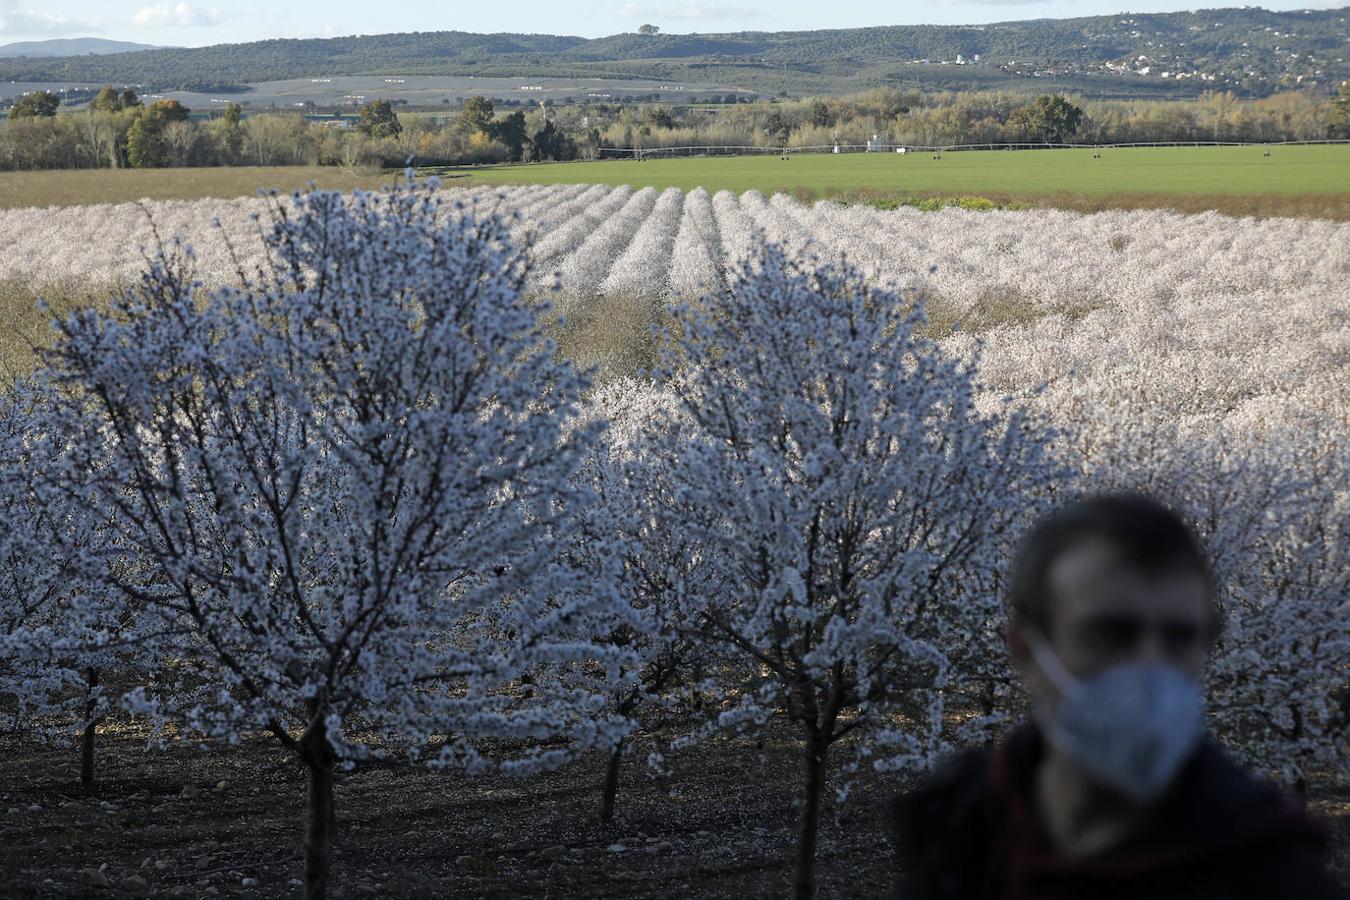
left=1024, top=628, right=1205, bottom=804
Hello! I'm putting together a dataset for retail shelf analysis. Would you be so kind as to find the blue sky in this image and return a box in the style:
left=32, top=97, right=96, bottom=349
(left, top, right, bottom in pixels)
left=0, top=1, right=1344, bottom=46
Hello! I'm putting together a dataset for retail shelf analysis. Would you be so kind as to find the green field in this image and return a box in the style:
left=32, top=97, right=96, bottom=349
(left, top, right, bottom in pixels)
left=2, top=146, right=1348, bottom=218
left=439, top=145, right=1350, bottom=197
left=0, top=166, right=393, bottom=210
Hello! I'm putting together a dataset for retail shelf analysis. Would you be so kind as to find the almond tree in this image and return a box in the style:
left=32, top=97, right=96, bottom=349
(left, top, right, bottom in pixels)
left=669, top=187, right=721, bottom=301
left=1071, top=406, right=1350, bottom=791
left=35, top=181, right=634, bottom=900
left=530, top=184, right=634, bottom=287
left=598, top=187, right=684, bottom=301
left=0, top=377, right=173, bottom=790
left=655, top=243, right=1061, bottom=899
left=555, top=186, right=659, bottom=303
left=571, top=380, right=730, bottom=823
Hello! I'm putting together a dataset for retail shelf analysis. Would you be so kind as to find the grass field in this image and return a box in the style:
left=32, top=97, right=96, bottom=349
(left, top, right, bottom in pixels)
left=0, top=166, right=393, bottom=210
left=440, top=145, right=1350, bottom=197
left=2, top=145, right=1348, bottom=218
left=434, top=145, right=1350, bottom=219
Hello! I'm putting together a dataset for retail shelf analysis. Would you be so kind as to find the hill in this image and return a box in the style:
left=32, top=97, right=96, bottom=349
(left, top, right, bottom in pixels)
left=0, top=8, right=1345, bottom=98
left=0, top=38, right=163, bottom=58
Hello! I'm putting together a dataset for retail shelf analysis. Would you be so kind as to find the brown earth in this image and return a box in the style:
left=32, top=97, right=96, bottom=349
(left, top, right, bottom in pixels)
left=0, top=718, right=1345, bottom=899
left=0, top=719, right=901, bottom=899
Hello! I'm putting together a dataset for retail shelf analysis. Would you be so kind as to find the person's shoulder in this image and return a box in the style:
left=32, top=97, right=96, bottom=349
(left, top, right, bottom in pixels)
left=891, top=742, right=1002, bottom=861
left=1234, top=839, right=1350, bottom=900
left=1182, top=741, right=1329, bottom=847
left=1171, top=742, right=1344, bottom=899
left=893, top=745, right=993, bottom=819
left=893, top=721, right=1040, bottom=836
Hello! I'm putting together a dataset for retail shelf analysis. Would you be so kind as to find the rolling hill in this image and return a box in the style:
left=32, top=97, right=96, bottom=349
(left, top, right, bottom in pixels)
left=0, top=38, right=163, bottom=58
left=0, top=8, right=1344, bottom=99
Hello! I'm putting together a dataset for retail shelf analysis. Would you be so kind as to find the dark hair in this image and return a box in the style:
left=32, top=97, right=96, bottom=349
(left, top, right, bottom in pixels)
left=1008, top=493, right=1218, bottom=640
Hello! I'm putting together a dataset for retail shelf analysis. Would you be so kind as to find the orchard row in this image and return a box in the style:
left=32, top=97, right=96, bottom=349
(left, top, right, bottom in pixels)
left=0, top=182, right=1345, bottom=898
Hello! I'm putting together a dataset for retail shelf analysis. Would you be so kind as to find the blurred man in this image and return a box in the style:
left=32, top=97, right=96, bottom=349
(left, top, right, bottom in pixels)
left=893, top=494, right=1344, bottom=899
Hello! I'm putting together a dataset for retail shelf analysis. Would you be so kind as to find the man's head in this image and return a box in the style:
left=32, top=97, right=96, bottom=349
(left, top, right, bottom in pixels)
left=1007, top=493, right=1219, bottom=693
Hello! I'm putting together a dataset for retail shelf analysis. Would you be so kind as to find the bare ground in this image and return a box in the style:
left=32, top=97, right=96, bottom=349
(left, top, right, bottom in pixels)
left=0, top=720, right=903, bottom=899
left=0, top=718, right=1346, bottom=899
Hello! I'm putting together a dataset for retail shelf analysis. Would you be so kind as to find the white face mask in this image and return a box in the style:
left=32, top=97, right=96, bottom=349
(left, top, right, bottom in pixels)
left=1025, top=628, right=1205, bottom=804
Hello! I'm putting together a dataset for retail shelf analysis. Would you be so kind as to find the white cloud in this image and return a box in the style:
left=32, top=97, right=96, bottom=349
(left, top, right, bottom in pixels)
left=618, top=2, right=762, bottom=21
left=0, top=7, right=103, bottom=36
left=131, top=3, right=223, bottom=28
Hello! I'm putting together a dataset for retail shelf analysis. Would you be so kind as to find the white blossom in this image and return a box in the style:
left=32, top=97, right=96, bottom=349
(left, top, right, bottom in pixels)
left=650, top=241, right=1064, bottom=898
left=29, top=179, right=636, bottom=899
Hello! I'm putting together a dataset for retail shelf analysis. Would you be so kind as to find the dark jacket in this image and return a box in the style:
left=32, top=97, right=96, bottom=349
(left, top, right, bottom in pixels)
left=892, top=720, right=1344, bottom=900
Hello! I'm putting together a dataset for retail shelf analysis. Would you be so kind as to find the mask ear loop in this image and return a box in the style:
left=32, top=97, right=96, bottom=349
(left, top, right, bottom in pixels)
left=1023, top=627, right=1087, bottom=765
left=1023, top=627, right=1078, bottom=697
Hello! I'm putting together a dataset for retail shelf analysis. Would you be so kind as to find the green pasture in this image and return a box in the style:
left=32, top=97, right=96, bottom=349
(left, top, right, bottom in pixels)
left=0, top=146, right=1345, bottom=219
left=438, top=145, right=1350, bottom=199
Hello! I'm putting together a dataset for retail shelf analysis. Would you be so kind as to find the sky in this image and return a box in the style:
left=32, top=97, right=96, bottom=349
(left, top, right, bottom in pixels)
left=0, top=1, right=1344, bottom=47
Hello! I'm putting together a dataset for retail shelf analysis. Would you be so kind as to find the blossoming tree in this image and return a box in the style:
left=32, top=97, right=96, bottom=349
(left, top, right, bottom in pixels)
left=0, top=377, right=169, bottom=790
left=653, top=243, right=1062, bottom=899
left=571, top=379, right=731, bottom=823
left=1071, top=406, right=1350, bottom=790
left=35, top=182, right=634, bottom=899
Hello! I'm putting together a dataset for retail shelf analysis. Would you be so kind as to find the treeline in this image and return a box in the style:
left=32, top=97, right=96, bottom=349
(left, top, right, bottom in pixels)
left=0, top=91, right=575, bottom=171
left=579, top=87, right=1350, bottom=152
left=2, top=85, right=1346, bottom=172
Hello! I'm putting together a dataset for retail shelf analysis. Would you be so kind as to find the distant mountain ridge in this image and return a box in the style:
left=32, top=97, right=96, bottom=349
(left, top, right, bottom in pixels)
left=0, top=38, right=164, bottom=58
left=0, top=8, right=1344, bottom=98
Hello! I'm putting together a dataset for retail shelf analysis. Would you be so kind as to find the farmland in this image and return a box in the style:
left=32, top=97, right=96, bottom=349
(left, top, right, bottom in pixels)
left=154, top=75, right=757, bottom=109
left=2, top=7, right=1349, bottom=900
left=0, top=74, right=758, bottom=109
left=4, top=180, right=1348, bottom=371
left=442, top=145, right=1350, bottom=198
left=1, top=174, right=1347, bottom=897
left=0, top=166, right=393, bottom=211
left=3, top=145, right=1348, bottom=221
left=2, top=179, right=1347, bottom=421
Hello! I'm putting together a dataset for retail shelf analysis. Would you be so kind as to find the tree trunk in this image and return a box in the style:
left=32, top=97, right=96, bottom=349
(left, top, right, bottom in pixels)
left=301, top=726, right=336, bottom=900
left=980, top=679, right=997, bottom=748
left=600, top=740, right=624, bottom=824
left=793, top=728, right=829, bottom=900
left=80, top=667, right=99, bottom=790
